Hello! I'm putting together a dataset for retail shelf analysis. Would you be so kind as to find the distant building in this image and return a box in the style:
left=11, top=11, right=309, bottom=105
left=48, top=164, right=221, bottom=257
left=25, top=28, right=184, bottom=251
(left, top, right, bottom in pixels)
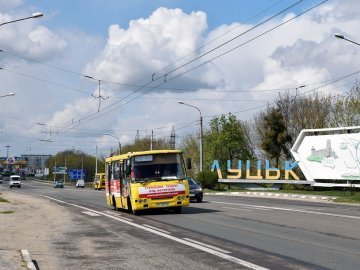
left=21, top=154, right=51, bottom=174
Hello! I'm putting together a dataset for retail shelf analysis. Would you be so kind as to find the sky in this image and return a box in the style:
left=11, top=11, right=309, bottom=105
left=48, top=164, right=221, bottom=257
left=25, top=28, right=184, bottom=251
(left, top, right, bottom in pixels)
left=0, top=0, right=359, bottom=158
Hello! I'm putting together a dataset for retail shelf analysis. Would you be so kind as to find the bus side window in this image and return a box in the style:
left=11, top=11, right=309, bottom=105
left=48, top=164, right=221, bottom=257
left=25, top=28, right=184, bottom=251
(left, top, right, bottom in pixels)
left=114, top=161, right=121, bottom=179
left=107, top=164, right=112, bottom=180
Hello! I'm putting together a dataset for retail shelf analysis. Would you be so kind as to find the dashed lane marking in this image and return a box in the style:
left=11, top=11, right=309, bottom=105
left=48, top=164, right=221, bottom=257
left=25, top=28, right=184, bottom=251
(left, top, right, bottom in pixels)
left=183, top=238, right=232, bottom=254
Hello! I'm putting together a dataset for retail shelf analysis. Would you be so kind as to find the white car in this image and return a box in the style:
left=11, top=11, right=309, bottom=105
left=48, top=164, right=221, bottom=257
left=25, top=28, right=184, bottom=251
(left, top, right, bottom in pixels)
left=76, top=179, right=85, bottom=188
left=9, top=175, right=21, bottom=188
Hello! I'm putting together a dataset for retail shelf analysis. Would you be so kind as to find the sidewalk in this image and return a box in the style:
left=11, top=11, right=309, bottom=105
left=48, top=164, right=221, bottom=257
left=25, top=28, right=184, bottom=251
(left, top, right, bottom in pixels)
left=0, top=189, right=72, bottom=269
left=205, top=191, right=338, bottom=203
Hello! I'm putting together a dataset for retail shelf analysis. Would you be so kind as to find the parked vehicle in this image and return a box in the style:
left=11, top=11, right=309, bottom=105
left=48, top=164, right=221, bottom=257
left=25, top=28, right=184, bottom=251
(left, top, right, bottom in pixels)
left=9, top=175, right=21, bottom=188
left=93, top=173, right=105, bottom=190
left=187, top=177, right=203, bottom=202
left=54, top=180, right=64, bottom=188
left=76, top=179, right=85, bottom=188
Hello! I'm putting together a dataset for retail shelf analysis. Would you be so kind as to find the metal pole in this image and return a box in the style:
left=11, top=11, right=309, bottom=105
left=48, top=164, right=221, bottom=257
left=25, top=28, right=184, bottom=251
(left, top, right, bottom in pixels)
left=150, top=130, right=153, bottom=150
left=118, top=142, right=121, bottom=155
left=95, top=145, right=98, bottom=174
left=200, top=115, right=203, bottom=172
left=81, top=154, right=84, bottom=180
left=177, top=102, right=203, bottom=172
left=64, top=157, right=66, bottom=184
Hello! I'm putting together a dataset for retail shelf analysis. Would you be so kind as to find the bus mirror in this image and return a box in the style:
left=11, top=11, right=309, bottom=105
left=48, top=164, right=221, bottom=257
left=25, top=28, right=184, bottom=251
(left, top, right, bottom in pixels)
left=186, top=158, right=192, bottom=170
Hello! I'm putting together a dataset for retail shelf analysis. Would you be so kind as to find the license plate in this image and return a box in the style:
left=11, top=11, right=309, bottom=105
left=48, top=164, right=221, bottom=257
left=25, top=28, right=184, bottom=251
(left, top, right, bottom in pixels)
left=156, top=202, right=169, bottom=207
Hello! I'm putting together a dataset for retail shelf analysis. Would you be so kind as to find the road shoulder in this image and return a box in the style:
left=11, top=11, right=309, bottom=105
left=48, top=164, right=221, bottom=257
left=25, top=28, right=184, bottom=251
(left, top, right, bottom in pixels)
left=0, top=190, right=73, bottom=269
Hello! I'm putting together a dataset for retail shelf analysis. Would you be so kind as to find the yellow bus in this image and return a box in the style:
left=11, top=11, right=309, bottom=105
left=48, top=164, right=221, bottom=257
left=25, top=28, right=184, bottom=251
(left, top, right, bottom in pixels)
left=93, top=173, right=106, bottom=190
left=105, top=150, right=190, bottom=214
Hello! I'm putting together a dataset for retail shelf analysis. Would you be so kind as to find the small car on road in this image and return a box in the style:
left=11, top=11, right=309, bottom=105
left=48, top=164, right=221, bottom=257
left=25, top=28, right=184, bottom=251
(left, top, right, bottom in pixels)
left=54, top=180, right=64, bottom=188
left=187, top=177, right=203, bottom=202
left=76, top=179, right=85, bottom=188
left=9, top=175, right=21, bottom=188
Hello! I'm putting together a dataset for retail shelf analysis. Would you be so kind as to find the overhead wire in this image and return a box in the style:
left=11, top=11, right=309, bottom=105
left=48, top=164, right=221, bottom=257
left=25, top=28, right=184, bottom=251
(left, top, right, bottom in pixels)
left=52, top=0, right=319, bottom=137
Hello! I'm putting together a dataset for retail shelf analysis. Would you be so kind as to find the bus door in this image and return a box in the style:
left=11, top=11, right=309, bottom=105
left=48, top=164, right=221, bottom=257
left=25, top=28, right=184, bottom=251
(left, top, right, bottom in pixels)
left=106, top=163, right=112, bottom=205
left=114, top=160, right=124, bottom=209
left=121, top=159, right=131, bottom=209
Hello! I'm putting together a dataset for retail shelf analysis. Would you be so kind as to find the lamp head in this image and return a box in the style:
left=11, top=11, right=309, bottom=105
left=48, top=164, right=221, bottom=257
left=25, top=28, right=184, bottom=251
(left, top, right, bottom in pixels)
left=335, top=34, right=345, bottom=40
left=32, top=12, right=43, bottom=18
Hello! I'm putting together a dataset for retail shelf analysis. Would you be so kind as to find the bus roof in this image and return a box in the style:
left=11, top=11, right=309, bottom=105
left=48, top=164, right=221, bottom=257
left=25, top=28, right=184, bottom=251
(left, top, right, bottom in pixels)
left=105, top=149, right=183, bottom=163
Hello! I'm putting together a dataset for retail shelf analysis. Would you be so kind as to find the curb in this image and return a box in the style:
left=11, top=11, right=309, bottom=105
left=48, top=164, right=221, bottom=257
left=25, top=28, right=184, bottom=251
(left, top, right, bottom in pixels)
left=205, top=192, right=337, bottom=201
left=21, top=249, right=36, bottom=270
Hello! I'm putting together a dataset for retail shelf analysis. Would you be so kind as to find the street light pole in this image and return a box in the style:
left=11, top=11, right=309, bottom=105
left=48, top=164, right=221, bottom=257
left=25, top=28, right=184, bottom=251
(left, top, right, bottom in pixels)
left=0, top=12, right=43, bottom=27
left=335, top=34, right=360, bottom=46
left=105, top=133, right=121, bottom=155
left=178, top=101, right=203, bottom=172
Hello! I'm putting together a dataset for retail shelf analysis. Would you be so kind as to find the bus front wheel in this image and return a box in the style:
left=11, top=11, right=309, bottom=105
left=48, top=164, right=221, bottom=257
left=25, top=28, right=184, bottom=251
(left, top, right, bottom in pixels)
left=112, top=196, right=118, bottom=211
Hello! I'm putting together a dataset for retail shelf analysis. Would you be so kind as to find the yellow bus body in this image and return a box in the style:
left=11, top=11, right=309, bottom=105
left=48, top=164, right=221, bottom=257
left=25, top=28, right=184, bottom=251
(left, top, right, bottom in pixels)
left=93, top=173, right=106, bottom=190
left=105, top=150, right=190, bottom=214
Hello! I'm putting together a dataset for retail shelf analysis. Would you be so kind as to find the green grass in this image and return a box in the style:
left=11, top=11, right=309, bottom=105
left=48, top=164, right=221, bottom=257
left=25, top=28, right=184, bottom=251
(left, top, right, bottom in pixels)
left=0, top=196, right=9, bottom=203
left=0, top=210, right=14, bottom=214
left=333, top=196, right=360, bottom=204
left=204, top=187, right=360, bottom=203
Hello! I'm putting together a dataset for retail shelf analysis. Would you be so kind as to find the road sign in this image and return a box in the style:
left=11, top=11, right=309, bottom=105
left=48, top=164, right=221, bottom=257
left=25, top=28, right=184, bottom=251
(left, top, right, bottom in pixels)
left=6, top=157, right=15, bottom=164
left=69, top=169, right=86, bottom=180
left=53, top=166, right=67, bottom=174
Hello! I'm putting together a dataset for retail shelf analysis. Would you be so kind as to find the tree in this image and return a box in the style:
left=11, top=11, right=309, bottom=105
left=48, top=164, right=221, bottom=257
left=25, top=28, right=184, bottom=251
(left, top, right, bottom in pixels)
left=331, top=80, right=360, bottom=127
left=46, top=149, right=102, bottom=182
left=120, top=137, right=171, bottom=154
left=276, top=91, right=332, bottom=143
left=260, top=108, right=292, bottom=167
left=206, top=114, right=254, bottom=170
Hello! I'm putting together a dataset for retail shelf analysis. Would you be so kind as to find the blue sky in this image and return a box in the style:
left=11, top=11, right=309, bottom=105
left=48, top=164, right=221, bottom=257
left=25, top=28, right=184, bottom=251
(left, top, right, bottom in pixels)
left=25, top=0, right=297, bottom=34
left=0, top=0, right=359, bottom=157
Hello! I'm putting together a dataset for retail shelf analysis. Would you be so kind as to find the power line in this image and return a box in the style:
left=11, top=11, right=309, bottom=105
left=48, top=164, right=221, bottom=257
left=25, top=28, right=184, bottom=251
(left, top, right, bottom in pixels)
left=48, top=1, right=310, bottom=136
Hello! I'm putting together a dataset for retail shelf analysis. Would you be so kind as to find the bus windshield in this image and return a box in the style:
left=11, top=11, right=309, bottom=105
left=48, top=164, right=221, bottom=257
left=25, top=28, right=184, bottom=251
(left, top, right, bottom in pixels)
left=132, top=153, right=186, bottom=182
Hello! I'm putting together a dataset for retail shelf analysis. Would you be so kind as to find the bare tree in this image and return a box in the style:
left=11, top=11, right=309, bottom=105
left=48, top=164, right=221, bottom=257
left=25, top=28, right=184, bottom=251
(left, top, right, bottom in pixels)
left=331, top=81, right=360, bottom=127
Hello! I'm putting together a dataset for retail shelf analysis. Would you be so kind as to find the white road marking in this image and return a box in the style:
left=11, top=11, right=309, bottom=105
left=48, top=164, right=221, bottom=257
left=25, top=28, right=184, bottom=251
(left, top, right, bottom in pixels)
left=223, top=207, right=252, bottom=212
left=21, top=250, right=36, bottom=270
left=183, top=238, right=231, bottom=254
left=82, top=211, right=101, bottom=217
left=210, top=201, right=360, bottom=220
left=103, top=210, right=122, bottom=216
left=142, top=224, right=171, bottom=234
left=223, top=206, right=269, bottom=212
left=40, top=195, right=269, bottom=270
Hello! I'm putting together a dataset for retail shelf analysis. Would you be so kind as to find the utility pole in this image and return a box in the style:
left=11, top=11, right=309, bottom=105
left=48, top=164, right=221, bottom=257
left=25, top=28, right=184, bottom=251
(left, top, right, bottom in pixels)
left=150, top=130, right=154, bottom=150
left=95, top=145, right=98, bottom=174
left=81, top=154, right=84, bottom=180
left=170, top=126, right=176, bottom=149
left=64, top=157, right=67, bottom=184
left=5, top=145, right=10, bottom=158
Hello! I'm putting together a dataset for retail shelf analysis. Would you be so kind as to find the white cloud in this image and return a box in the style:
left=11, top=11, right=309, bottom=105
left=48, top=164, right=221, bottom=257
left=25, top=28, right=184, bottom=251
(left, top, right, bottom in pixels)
left=84, top=7, right=208, bottom=86
left=0, top=0, right=23, bottom=11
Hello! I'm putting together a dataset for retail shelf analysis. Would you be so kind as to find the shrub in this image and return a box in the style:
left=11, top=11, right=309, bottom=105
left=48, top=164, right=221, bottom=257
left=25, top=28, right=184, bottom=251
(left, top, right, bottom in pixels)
left=196, top=170, right=219, bottom=189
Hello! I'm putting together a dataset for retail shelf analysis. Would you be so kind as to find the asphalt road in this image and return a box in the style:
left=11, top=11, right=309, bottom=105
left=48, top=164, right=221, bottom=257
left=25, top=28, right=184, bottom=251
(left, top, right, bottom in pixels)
left=2, top=179, right=360, bottom=270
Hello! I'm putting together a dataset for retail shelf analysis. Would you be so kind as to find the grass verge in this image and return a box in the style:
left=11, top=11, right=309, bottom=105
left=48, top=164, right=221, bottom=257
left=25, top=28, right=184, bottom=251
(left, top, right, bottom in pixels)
left=0, top=196, right=10, bottom=203
left=333, top=196, right=360, bottom=204
left=204, top=188, right=360, bottom=203
left=0, top=210, right=15, bottom=214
